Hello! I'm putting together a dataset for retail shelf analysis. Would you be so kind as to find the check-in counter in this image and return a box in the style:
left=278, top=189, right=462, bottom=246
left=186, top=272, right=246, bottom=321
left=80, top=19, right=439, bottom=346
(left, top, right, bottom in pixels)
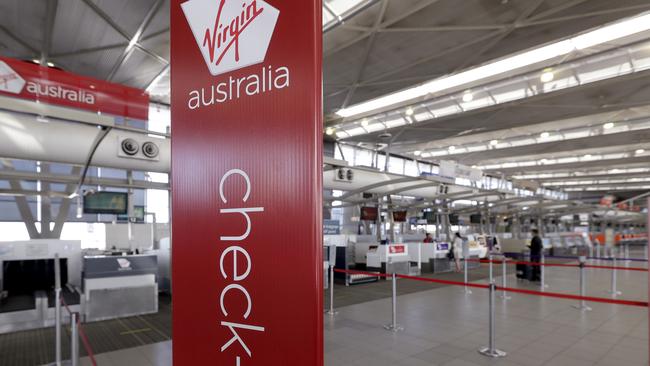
left=82, top=254, right=158, bottom=322
left=366, top=244, right=410, bottom=275
left=405, top=243, right=452, bottom=273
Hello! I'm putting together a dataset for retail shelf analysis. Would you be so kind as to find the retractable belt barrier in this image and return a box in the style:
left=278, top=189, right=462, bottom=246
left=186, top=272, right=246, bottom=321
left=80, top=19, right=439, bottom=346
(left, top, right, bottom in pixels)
left=466, top=258, right=648, bottom=272
left=61, top=298, right=97, bottom=366
left=332, top=268, right=648, bottom=307
left=504, top=252, right=649, bottom=263
left=332, top=263, right=647, bottom=360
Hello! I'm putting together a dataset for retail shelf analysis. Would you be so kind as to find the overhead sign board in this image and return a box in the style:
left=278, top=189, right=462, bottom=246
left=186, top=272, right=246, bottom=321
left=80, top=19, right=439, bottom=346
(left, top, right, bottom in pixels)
left=439, top=160, right=482, bottom=182
left=171, top=0, right=323, bottom=365
left=0, top=56, right=149, bottom=120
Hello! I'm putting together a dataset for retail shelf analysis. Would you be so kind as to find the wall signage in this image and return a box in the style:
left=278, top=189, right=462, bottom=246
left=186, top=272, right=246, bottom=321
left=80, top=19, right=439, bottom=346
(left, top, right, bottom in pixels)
left=171, top=0, right=323, bottom=364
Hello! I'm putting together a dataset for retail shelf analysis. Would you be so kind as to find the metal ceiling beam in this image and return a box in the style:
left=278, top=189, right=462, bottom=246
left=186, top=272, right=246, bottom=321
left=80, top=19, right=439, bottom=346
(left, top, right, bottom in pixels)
left=378, top=25, right=508, bottom=32
left=0, top=169, right=170, bottom=190
left=335, top=176, right=420, bottom=200
left=51, top=28, right=169, bottom=58
left=107, top=0, right=164, bottom=81
left=537, top=171, right=650, bottom=183
left=340, top=0, right=389, bottom=109
left=41, top=0, right=58, bottom=64
left=524, top=0, right=590, bottom=22
left=523, top=3, right=650, bottom=27
left=487, top=156, right=650, bottom=176
left=0, top=25, right=39, bottom=56
left=325, top=0, right=441, bottom=57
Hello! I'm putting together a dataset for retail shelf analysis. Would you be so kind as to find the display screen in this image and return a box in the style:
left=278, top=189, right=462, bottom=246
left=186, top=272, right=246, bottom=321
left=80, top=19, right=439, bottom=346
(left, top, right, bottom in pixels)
left=83, top=191, right=128, bottom=214
left=360, top=206, right=378, bottom=221
left=423, top=211, right=436, bottom=224
left=392, top=211, right=407, bottom=222
left=117, top=205, right=145, bottom=222
left=470, top=214, right=481, bottom=224
left=449, top=214, right=459, bottom=225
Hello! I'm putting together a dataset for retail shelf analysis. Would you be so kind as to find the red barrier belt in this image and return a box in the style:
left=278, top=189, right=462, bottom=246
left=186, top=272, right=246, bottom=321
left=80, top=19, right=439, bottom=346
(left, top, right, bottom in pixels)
left=61, top=298, right=98, bottom=366
left=497, top=286, right=649, bottom=308
left=331, top=268, right=648, bottom=307
left=396, top=273, right=490, bottom=289
left=472, top=258, right=648, bottom=272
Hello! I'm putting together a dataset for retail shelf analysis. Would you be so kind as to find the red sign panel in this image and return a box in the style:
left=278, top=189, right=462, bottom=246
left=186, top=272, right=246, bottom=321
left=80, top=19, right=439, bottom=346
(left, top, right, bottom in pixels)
left=0, top=56, right=148, bottom=120
left=387, top=244, right=407, bottom=256
left=361, top=206, right=378, bottom=221
left=171, top=0, right=322, bottom=365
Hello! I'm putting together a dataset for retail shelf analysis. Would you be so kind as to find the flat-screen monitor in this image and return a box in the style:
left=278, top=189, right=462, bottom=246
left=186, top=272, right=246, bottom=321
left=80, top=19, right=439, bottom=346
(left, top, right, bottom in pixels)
left=2, top=259, right=68, bottom=295
left=84, top=191, right=128, bottom=214
left=392, top=211, right=407, bottom=222
left=470, top=214, right=481, bottom=224
left=360, top=207, right=378, bottom=221
left=449, top=214, right=459, bottom=225
left=117, top=205, right=145, bottom=222
left=423, top=211, right=436, bottom=224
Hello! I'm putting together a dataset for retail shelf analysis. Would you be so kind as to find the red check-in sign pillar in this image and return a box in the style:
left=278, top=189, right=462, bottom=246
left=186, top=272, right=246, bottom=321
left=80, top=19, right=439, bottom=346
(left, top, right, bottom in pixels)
left=171, top=0, right=323, bottom=365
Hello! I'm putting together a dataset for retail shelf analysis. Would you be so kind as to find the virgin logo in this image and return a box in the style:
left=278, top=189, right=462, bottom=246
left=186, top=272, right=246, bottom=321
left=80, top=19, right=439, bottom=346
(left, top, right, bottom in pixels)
left=182, top=0, right=279, bottom=76
left=0, top=61, right=25, bottom=94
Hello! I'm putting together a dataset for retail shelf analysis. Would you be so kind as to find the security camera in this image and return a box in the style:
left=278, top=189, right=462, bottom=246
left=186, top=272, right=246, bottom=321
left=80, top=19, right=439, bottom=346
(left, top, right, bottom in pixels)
left=121, top=138, right=139, bottom=156
left=142, top=142, right=159, bottom=158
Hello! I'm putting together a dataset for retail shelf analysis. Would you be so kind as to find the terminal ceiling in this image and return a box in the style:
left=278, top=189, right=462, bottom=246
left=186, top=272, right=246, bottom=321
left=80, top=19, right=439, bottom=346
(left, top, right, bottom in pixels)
left=1, top=0, right=650, bottom=208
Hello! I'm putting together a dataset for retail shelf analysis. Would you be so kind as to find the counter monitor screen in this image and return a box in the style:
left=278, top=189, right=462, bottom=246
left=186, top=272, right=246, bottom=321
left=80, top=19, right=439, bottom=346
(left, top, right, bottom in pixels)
left=84, top=191, right=128, bottom=214
left=360, top=207, right=378, bottom=221
left=392, top=211, right=407, bottom=222
left=117, top=205, right=145, bottom=222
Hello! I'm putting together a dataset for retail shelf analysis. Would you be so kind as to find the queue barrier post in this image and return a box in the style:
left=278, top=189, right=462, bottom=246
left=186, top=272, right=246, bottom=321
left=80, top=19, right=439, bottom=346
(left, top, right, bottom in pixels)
left=54, top=254, right=62, bottom=366
left=596, top=244, right=601, bottom=259
left=71, top=312, right=79, bottom=366
left=478, top=282, right=506, bottom=358
left=325, top=264, right=338, bottom=316
left=572, top=256, right=592, bottom=311
left=384, top=272, right=403, bottom=332
left=464, top=257, right=472, bottom=295
left=645, top=244, right=648, bottom=261
left=540, top=252, right=548, bottom=290
left=608, top=255, right=622, bottom=297
left=499, top=256, right=511, bottom=300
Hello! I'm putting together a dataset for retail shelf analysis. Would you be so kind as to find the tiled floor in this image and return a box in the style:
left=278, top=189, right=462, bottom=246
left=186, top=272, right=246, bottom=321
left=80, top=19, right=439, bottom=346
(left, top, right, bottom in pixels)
left=81, top=256, right=648, bottom=366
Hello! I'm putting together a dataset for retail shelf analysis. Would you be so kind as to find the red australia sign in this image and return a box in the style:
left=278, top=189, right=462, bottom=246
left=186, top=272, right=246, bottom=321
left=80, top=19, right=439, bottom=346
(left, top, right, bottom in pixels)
left=171, top=0, right=323, bottom=365
left=0, top=56, right=149, bottom=120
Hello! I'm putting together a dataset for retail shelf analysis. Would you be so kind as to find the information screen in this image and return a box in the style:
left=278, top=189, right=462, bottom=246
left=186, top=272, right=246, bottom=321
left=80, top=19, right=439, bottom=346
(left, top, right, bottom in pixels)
left=83, top=191, right=128, bottom=214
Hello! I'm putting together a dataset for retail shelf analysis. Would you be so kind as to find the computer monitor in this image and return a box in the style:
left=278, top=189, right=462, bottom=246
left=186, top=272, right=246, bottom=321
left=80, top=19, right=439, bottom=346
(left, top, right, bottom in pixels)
left=84, top=191, right=128, bottom=215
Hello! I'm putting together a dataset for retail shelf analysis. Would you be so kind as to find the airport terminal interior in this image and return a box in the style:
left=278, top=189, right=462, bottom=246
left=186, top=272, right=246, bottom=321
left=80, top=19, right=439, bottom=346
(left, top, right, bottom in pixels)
left=0, top=0, right=649, bottom=365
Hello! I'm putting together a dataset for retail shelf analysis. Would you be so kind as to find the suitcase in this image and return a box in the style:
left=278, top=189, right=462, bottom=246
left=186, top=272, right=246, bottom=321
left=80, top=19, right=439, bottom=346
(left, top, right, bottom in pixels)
left=516, top=263, right=532, bottom=279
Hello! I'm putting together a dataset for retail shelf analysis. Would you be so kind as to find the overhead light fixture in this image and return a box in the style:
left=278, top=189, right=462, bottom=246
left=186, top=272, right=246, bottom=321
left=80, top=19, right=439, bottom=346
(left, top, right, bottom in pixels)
left=636, top=149, right=645, bottom=154
left=584, top=154, right=592, bottom=158
left=489, top=139, right=498, bottom=146
left=540, top=69, right=554, bottom=83
left=46, top=61, right=54, bottom=67
left=448, top=145, right=456, bottom=151
left=540, top=132, right=550, bottom=138
left=414, top=150, right=422, bottom=156
left=361, top=119, right=369, bottom=127
left=462, top=91, right=473, bottom=103
left=32, top=59, right=40, bottom=64
left=405, top=107, right=414, bottom=116
left=325, top=127, right=335, bottom=135
left=603, top=122, right=614, bottom=129
left=335, top=12, right=650, bottom=119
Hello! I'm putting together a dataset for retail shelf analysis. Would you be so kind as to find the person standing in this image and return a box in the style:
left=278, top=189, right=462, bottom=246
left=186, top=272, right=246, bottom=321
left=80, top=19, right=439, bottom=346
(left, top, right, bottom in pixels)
left=529, top=229, right=543, bottom=281
left=453, top=232, right=464, bottom=272
left=423, top=233, right=434, bottom=243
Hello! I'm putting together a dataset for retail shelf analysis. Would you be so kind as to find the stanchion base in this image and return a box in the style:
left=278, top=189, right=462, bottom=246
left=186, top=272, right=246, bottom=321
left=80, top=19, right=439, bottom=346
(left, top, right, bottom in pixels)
left=571, top=304, right=592, bottom=312
left=607, top=291, right=622, bottom=297
left=325, top=310, right=338, bottom=316
left=499, top=294, right=511, bottom=300
left=383, top=324, right=404, bottom=332
left=464, top=288, right=472, bottom=295
left=478, top=347, right=507, bottom=358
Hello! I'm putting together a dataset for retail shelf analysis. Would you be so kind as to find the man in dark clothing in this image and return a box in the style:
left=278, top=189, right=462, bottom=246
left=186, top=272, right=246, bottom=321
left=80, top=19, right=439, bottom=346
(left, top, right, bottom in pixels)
left=529, top=229, right=543, bottom=281
left=423, top=233, right=434, bottom=243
